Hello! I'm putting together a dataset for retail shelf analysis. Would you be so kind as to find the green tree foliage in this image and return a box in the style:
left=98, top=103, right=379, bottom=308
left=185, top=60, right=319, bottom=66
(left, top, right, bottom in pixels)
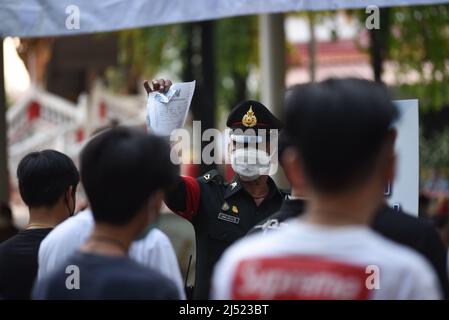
left=107, top=25, right=187, bottom=93
left=382, top=5, right=449, bottom=169
left=354, top=5, right=449, bottom=111
left=215, top=16, right=259, bottom=109
left=118, top=25, right=177, bottom=76
left=421, top=128, right=449, bottom=169
left=389, top=5, right=449, bottom=111
left=112, top=16, right=259, bottom=109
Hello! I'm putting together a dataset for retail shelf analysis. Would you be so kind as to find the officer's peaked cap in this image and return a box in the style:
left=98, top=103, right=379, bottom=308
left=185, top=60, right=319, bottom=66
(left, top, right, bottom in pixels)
left=226, top=100, right=283, bottom=130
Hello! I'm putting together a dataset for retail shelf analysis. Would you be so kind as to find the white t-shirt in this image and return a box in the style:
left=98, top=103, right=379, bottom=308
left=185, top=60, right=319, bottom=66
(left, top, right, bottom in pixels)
left=212, top=218, right=442, bottom=300
left=38, top=209, right=186, bottom=299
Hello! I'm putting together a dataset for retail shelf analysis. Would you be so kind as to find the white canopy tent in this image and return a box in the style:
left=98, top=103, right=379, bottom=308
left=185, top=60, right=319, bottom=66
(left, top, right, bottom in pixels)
left=1, top=0, right=448, bottom=37
left=1, top=0, right=449, bottom=202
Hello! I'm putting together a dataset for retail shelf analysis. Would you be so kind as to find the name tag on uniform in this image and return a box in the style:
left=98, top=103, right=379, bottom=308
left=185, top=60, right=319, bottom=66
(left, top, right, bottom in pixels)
left=218, top=212, right=240, bottom=224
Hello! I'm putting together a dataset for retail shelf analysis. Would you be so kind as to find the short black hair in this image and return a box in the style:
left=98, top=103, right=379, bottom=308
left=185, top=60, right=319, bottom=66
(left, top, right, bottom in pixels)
left=285, top=78, right=398, bottom=193
left=80, top=127, right=176, bottom=225
left=17, top=150, right=80, bottom=208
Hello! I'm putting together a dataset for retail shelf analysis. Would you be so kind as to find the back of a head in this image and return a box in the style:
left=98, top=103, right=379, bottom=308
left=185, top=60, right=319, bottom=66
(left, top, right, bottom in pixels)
left=17, top=150, right=79, bottom=208
left=285, top=78, right=398, bottom=194
left=80, top=127, right=176, bottom=225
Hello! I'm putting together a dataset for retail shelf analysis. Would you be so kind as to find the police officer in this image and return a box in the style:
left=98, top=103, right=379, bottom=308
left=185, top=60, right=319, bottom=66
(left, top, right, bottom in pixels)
left=144, top=79, right=287, bottom=299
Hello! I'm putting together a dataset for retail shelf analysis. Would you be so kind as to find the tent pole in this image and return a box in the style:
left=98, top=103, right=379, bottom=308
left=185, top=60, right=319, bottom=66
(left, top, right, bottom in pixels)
left=259, top=13, right=286, bottom=120
left=0, top=37, right=10, bottom=204
left=259, top=13, right=288, bottom=188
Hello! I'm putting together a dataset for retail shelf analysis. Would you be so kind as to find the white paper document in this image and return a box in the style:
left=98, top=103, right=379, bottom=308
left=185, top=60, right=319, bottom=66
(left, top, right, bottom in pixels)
left=146, top=80, right=196, bottom=136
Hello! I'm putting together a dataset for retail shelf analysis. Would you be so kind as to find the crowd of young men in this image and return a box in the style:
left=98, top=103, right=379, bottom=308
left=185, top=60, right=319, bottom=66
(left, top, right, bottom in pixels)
left=0, top=77, right=446, bottom=300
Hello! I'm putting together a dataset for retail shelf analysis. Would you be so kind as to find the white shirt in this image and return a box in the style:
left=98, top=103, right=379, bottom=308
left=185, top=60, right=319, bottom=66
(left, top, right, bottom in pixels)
left=212, top=218, right=442, bottom=300
left=38, top=209, right=186, bottom=299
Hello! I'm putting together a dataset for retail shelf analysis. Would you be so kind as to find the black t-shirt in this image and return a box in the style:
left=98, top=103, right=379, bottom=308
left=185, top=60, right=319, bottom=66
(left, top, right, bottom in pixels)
left=248, top=198, right=305, bottom=235
left=373, top=206, right=449, bottom=299
left=0, top=228, right=53, bottom=299
left=32, top=251, right=180, bottom=300
left=0, top=225, right=19, bottom=243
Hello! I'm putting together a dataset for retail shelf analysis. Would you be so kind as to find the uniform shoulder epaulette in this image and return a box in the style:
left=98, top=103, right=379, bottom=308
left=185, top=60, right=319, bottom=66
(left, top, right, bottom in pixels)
left=198, top=169, right=223, bottom=184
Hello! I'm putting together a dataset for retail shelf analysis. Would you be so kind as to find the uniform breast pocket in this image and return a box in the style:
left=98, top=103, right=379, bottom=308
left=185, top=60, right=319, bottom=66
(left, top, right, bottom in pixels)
left=208, top=212, right=246, bottom=243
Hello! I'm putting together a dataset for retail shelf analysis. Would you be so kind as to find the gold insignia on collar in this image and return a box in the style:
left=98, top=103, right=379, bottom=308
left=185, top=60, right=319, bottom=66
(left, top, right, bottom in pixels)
left=231, top=205, right=239, bottom=214
left=204, top=173, right=210, bottom=180
left=230, top=181, right=238, bottom=190
left=242, top=106, right=257, bottom=128
left=221, top=202, right=230, bottom=211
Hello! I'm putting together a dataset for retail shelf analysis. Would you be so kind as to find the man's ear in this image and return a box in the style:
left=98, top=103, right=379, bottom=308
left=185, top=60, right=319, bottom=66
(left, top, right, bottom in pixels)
left=147, top=190, right=164, bottom=221
left=64, top=186, right=73, bottom=202
left=152, top=190, right=164, bottom=209
left=281, top=147, right=305, bottom=191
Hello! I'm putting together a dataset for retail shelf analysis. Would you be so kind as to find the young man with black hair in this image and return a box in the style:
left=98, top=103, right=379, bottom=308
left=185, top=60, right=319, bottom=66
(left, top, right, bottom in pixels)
left=212, top=78, right=441, bottom=299
left=0, top=150, right=79, bottom=299
left=248, top=133, right=449, bottom=298
left=33, top=127, right=180, bottom=299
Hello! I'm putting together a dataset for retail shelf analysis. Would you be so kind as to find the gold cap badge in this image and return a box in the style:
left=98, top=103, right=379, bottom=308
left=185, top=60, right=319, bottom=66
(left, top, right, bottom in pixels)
left=242, top=106, right=257, bottom=128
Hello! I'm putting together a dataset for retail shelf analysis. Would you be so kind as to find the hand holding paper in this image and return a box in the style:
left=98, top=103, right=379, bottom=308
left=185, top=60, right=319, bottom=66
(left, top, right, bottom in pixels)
left=145, top=80, right=196, bottom=136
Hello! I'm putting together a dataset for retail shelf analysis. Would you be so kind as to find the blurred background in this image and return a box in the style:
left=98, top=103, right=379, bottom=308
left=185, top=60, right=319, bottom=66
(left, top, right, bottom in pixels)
left=2, top=5, right=449, bottom=284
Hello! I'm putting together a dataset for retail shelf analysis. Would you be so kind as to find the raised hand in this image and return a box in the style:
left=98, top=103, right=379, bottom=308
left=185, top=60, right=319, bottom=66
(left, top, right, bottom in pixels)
left=143, top=79, right=173, bottom=95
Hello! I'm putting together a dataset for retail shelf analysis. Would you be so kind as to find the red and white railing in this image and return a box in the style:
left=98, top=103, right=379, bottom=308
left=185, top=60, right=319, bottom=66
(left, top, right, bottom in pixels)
left=7, top=82, right=147, bottom=187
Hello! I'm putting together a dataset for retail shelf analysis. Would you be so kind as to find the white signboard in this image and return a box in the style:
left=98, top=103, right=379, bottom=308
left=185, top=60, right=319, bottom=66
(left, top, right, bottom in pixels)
left=387, top=99, right=419, bottom=216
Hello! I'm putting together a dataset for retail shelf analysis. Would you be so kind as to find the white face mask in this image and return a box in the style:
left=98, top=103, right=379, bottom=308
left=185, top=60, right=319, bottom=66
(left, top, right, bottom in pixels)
left=231, top=148, right=272, bottom=181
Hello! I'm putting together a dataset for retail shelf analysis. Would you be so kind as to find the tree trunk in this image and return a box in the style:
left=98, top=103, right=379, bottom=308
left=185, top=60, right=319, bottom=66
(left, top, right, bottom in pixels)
left=199, top=21, right=216, bottom=175
left=369, top=8, right=390, bottom=83
left=186, top=21, right=216, bottom=175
